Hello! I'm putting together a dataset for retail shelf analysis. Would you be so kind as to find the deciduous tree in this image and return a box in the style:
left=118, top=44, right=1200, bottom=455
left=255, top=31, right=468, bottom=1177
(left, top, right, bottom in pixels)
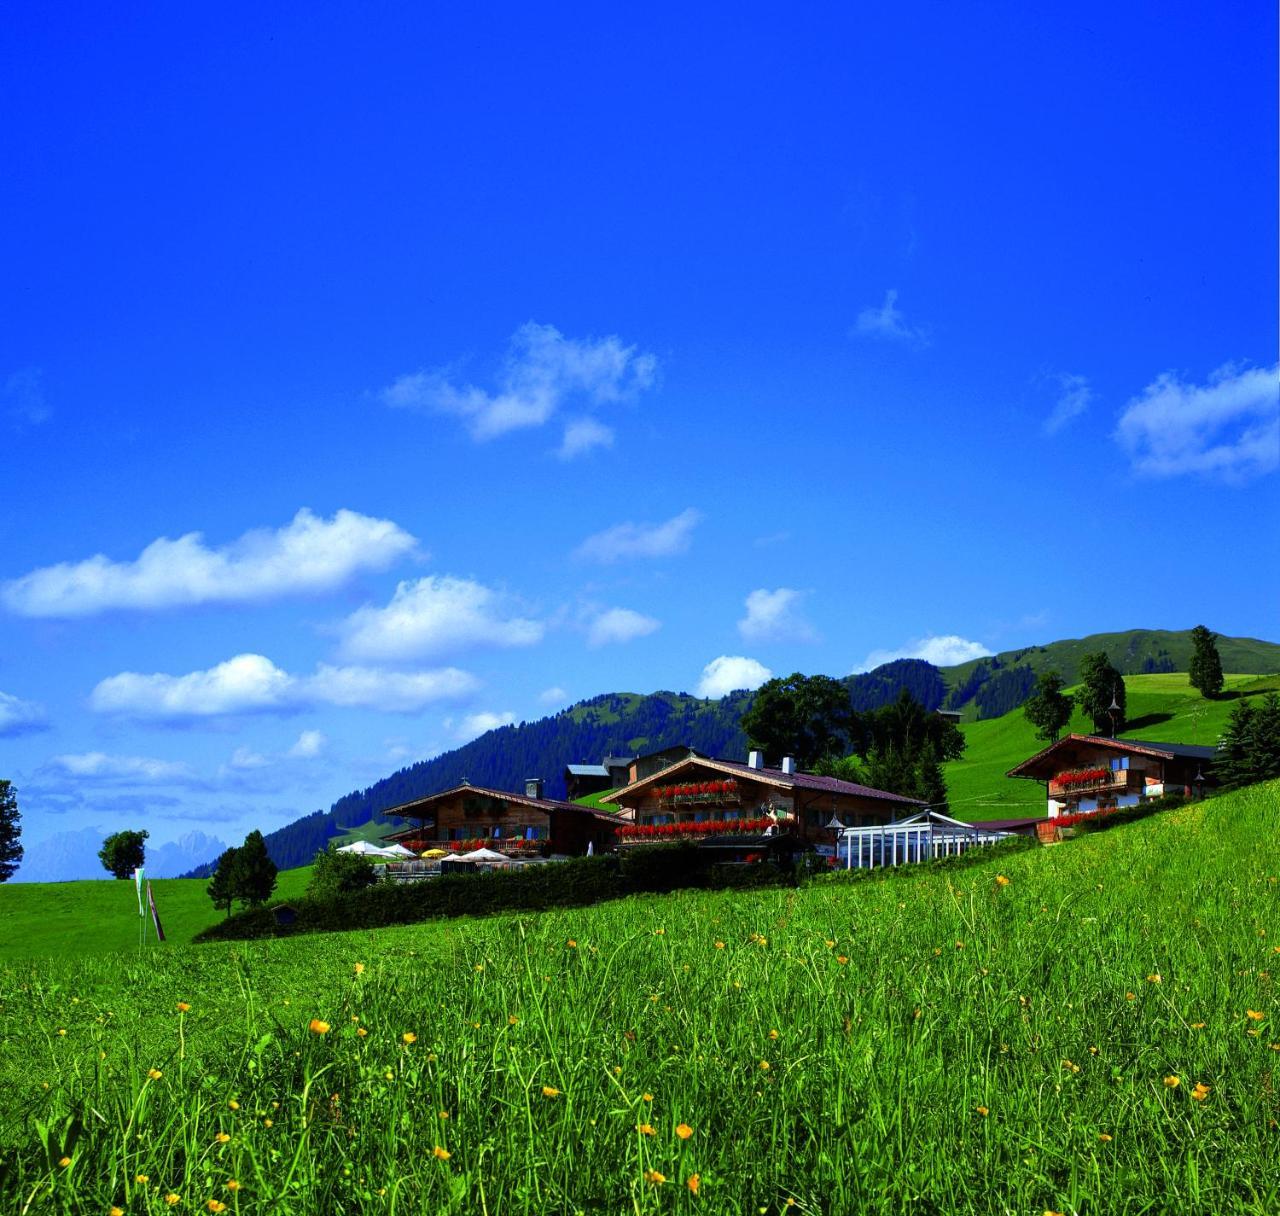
left=99, top=829, right=148, bottom=879
left=1188, top=625, right=1225, bottom=699
left=1077, top=652, right=1126, bottom=735
left=740, top=673, right=854, bottom=769
left=1022, top=670, right=1074, bottom=742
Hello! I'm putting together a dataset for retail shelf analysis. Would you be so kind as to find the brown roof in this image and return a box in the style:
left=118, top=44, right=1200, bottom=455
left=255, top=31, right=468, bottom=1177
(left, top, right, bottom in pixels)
left=381, top=784, right=629, bottom=841
left=1006, top=734, right=1218, bottom=780
left=599, top=755, right=925, bottom=807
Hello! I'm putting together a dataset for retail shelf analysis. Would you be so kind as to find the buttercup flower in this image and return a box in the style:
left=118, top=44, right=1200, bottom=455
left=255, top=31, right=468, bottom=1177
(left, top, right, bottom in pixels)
left=148, top=1069, right=163, bottom=1080
left=176, top=1002, right=190, bottom=1013
left=1191, top=1082, right=1211, bottom=1101
left=676, top=1123, right=694, bottom=1139
left=58, top=1156, right=71, bottom=1168
left=644, top=1169, right=666, bottom=1185
left=687, top=1173, right=701, bottom=1195
left=309, top=1020, right=330, bottom=1035
left=542, top=1086, right=560, bottom=1097
left=432, top=1146, right=451, bottom=1161
left=214, top=1132, right=230, bottom=1144
left=1163, top=1075, right=1180, bottom=1088
left=402, top=1033, right=417, bottom=1044
left=164, top=1195, right=180, bottom=1207
left=1098, top=1133, right=1112, bottom=1142
left=1246, top=1009, right=1265, bottom=1021
left=354, top=963, right=365, bottom=975
left=636, top=1123, right=655, bottom=1135
left=207, top=1202, right=226, bottom=1213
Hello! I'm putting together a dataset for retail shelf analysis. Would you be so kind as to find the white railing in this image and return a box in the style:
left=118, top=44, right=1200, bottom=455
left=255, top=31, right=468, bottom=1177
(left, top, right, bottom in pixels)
left=839, top=813, right=1010, bottom=870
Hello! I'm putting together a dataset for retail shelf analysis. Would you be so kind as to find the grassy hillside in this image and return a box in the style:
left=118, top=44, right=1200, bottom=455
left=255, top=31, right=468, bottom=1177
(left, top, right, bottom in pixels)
left=1, top=783, right=1274, bottom=1214
left=0, top=867, right=313, bottom=961
left=947, top=672, right=1279, bottom=820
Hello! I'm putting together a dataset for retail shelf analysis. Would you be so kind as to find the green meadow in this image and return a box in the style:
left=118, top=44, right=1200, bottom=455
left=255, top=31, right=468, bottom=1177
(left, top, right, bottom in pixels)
left=1, top=781, right=1275, bottom=1215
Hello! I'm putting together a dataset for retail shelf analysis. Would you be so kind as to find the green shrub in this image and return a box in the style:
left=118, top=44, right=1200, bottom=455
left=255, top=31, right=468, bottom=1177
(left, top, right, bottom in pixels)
left=307, top=846, right=379, bottom=901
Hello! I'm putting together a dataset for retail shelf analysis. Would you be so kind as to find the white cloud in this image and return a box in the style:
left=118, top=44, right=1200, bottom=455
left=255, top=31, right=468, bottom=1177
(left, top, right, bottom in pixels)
left=337, top=576, right=543, bottom=662
left=738, top=588, right=818, bottom=643
left=2, top=508, right=418, bottom=618
left=1114, top=362, right=1279, bottom=480
left=855, top=634, right=992, bottom=672
left=1043, top=372, right=1093, bottom=435
left=382, top=321, right=657, bottom=442
left=90, top=653, right=479, bottom=718
left=574, top=508, right=702, bottom=564
left=586, top=607, right=661, bottom=648
left=227, top=747, right=270, bottom=770
left=51, top=752, right=196, bottom=783
left=696, top=655, right=773, bottom=699
left=0, top=690, right=49, bottom=736
left=538, top=686, right=569, bottom=706
left=451, top=711, right=516, bottom=742
left=853, top=289, right=929, bottom=345
left=557, top=416, right=615, bottom=460
left=287, top=729, right=327, bottom=759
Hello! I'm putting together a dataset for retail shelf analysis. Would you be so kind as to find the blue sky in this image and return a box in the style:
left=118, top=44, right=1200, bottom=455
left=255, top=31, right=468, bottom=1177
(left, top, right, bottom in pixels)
left=2, top=3, right=1277, bottom=869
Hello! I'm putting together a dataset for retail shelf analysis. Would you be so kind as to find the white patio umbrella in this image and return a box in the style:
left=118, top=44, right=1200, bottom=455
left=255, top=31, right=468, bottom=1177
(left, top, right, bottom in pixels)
left=455, top=847, right=509, bottom=863
left=336, top=840, right=400, bottom=858
left=380, top=843, right=418, bottom=857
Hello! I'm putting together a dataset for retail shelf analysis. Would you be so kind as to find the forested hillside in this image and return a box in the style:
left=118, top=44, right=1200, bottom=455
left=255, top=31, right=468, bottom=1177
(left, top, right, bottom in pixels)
left=200, top=629, right=1279, bottom=873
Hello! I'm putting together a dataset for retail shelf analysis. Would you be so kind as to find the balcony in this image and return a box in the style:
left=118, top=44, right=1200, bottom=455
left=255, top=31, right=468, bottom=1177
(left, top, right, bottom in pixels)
left=1049, top=770, right=1133, bottom=800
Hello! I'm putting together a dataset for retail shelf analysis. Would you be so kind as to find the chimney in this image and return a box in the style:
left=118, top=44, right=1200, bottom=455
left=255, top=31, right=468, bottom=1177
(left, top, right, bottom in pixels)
left=525, top=777, right=544, bottom=800
left=748, top=750, right=764, bottom=770
left=781, top=755, right=796, bottom=775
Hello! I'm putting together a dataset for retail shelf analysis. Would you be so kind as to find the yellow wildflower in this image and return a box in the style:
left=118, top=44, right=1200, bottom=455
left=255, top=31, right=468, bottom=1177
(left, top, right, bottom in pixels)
left=1190, top=1022, right=1206, bottom=1029
left=676, top=1122, right=694, bottom=1139
left=207, top=1203, right=226, bottom=1214
left=228, top=1099, right=238, bottom=1110
left=1163, top=1075, right=1180, bottom=1088
left=438, top=1111, right=450, bottom=1120
left=507, top=1015, right=519, bottom=1026
left=643, top=1169, right=666, bottom=1185
left=566, top=940, right=577, bottom=948
left=432, top=1146, right=451, bottom=1161
left=1098, top=1133, right=1112, bottom=1142
left=148, top=1068, right=163, bottom=1080
left=263, top=1119, right=273, bottom=1128
left=642, top=1092, right=653, bottom=1102
left=1125, top=992, right=1136, bottom=1001
left=636, top=1123, right=655, bottom=1135
left=354, top=963, right=365, bottom=975
left=176, top=1002, right=190, bottom=1013
left=226, top=1181, right=240, bottom=1191
left=357, top=1027, right=368, bottom=1037
left=402, top=1033, right=417, bottom=1044
left=541, top=1085, right=560, bottom=1097
left=759, top=1060, right=770, bottom=1070
left=309, top=1019, right=330, bottom=1035
left=164, top=1195, right=180, bottom=1207
left=1147, top=973, right=1162, bottom=984
left=1191, top=1082, right=1211, bottom=1101
left=214, top=1132, right=230, bottom=1144
left=111, top=1208, right=125, bottom=1216
left=687, top=1173, right=701, bottom=1195
left=58, top=1156, right=71, bottom=1167
left=714, top=941, right=725, bottom=949
left=975, top=1105, right=989, bottom=1117
left=135, top=1174, right=149, bottom=1184
left=57, top=1028, right=67, bottom=1037
left=836, top=955, right=849, bottom=965
left=995, top=874, right=1010, bottom=886
left=1246, top=1009, right=1265, bottom=1021
left=768, top=1029, right=779, bottom=1040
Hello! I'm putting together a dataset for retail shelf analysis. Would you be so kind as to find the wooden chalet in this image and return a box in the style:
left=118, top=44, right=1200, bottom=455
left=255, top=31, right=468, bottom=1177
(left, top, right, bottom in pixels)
left=380, top=782, right=628, bottom=857
left=1006, top=735, right=1217, bottom=818
left=599, top=752, right=925, bottom=847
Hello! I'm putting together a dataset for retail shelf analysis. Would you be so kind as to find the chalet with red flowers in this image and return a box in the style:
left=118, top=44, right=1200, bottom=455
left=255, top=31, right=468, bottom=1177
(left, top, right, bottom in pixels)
left=599, top=750, right=925, bottom=846
left=1006, top=735, right=1217, bottom=819
left=379, top=778, right=628, bottom=857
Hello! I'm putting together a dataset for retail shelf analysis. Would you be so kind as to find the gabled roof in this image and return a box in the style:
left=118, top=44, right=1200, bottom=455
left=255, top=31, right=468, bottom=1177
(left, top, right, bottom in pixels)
left=1006, top=734, right=1218, bottom=780
left=382, top=783, right=627, bottom=822
left=599, top=755, right=925, bottom=807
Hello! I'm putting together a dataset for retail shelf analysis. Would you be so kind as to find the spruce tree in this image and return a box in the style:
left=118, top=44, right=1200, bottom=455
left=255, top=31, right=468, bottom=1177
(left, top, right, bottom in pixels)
left=1077, top=652, right=1126, bottom=735
left=1022, top=671, right=1074, bottom=742
left=234, top=830, right=278, bottom=906
left=916, top=746, right=949, bottom=813
left=1188, top=625, right=1225, bottom=699
left=207, top=847, right=240, bottom=916
left=0, top=780, right=22, bottom=882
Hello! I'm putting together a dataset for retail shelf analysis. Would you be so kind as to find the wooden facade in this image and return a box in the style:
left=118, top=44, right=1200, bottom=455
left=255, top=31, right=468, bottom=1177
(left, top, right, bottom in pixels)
left=381, top=784, right=627, bottom=856
left=1006, top=735, right=1216, bottom=818
left=600, top=756, right=925, bottom=847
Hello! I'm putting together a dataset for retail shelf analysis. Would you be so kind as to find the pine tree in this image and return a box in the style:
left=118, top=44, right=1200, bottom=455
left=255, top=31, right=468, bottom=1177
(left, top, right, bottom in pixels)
left=1218, top=694, right=1280, bottom=789
left=1077, top=652, right=1126, bottom=735
left=234, top=830, right=278, bottom=907
left=0, top=780, right=22, bottom=882
left=206, top=847, right=240, bottom=916
left=916, top=746, right=949, bottom=813
left=1022, top=671, right=1074, bottom=742
left=1188, top=625, right=1225, bottom=699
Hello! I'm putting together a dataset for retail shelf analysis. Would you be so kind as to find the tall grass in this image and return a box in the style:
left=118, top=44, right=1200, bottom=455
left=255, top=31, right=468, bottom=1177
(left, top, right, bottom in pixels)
left=1, top=783, right=1276, bottom=1214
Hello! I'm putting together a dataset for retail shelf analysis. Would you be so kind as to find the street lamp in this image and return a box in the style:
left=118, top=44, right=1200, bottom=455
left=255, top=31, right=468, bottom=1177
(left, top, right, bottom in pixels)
left=1193, top=766, right=1206, bottom=800
left=1107, top=688, right=1121, bottom=738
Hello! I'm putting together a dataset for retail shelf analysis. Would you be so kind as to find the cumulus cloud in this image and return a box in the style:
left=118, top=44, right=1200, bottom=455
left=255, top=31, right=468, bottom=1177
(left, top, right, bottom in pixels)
left=337, top=576, right=543, bottom=662
left=50, top=752, right=197, bottom=783
left=287, top=729, right=327, bottom=759
left=557, top=416, right=615, bottom=460
left=574, top=508, right=702, bottom=564
left=2, top=508, right=418, bottom=618
left=586, top=607, right=661, bottom=648
left=853, top=289, right=930, bottom=345
left=450, top=711, right=516, bottom=742
left=538, top=686, right=569, bottom=706
left=696, top=655, right=773, bottom=699
left=0, top=690, right=49, bottom=736
left=855, top=634, right=992, bottom=672
left=1042, top=372, right=1093, bottom=435
left=382, top=321, right=657, bottom=443
left=1114, top=362, right=1279, bottom=480
left=90, top=653, right=479, bottom=718
left=738, top=588, right=818, bottom=644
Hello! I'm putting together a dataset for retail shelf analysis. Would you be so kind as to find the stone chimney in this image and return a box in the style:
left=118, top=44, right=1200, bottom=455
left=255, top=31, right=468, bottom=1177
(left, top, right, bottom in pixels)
left=525, top=777, right=544, bottom=800
left=748, top=750, right=764, bottom=769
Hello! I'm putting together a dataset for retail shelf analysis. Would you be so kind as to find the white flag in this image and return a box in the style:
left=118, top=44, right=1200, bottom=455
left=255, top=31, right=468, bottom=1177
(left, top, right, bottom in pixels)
left=134, top=867, right=145, bottom=916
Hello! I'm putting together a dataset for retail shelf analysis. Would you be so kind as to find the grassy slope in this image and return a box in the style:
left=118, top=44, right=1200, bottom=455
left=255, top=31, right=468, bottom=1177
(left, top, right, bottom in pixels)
left=939, top=627, right=1280, bottom=694
left=0, top=867, right=313, bottom=961
left=0, top=783, right=1274, bottom=1214
left=947, top=672, right=1279, bottom=821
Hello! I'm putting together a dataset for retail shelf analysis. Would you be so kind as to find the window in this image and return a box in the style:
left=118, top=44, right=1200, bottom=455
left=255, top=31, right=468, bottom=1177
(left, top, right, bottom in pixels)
left=1110, top=756, right=1129, bottom=771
